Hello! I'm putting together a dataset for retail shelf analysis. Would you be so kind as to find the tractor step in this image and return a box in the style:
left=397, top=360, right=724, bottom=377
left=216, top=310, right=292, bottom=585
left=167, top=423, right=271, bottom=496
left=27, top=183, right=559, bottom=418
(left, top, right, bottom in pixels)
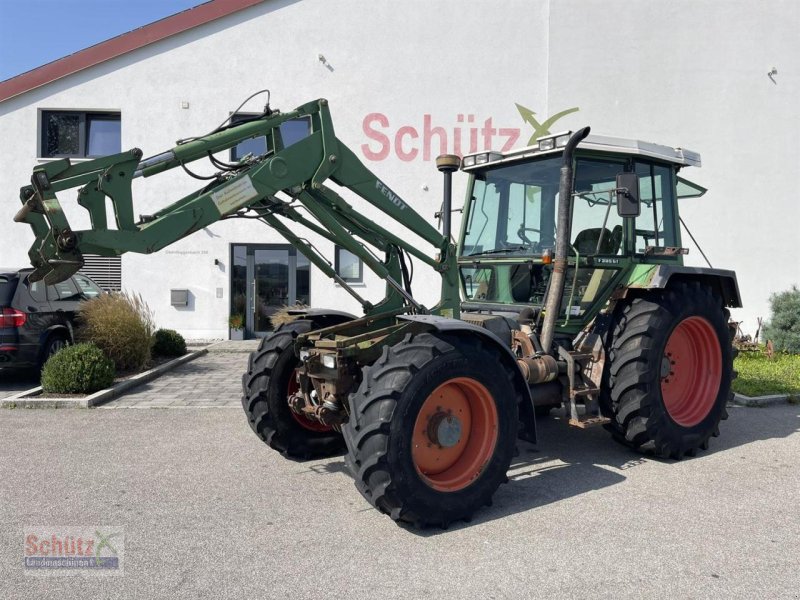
left=568, top=415, right=611, bottom=429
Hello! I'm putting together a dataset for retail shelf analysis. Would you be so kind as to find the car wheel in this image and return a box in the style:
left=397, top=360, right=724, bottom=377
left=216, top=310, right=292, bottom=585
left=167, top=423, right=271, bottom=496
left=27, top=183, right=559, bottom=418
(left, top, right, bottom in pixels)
left=40, top=334, right=69, bottom=368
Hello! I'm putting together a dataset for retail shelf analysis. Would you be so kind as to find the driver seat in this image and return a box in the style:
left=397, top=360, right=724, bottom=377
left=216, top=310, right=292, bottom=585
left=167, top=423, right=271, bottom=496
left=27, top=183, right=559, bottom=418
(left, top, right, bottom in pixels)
left=573, top=225, right=623, bottom=255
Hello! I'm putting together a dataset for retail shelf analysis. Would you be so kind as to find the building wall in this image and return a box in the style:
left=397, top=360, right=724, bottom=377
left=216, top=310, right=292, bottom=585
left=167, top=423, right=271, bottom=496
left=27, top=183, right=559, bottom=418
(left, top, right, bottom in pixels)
left=0, top=0, right=796, bottom=337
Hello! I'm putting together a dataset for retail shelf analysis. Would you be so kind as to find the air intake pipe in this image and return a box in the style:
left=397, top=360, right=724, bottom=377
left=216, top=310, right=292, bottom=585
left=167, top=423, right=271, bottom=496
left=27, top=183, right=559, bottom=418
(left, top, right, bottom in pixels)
left=436, top=154, right=461, bottom=240
left=539, top=126, right=590, bottom=354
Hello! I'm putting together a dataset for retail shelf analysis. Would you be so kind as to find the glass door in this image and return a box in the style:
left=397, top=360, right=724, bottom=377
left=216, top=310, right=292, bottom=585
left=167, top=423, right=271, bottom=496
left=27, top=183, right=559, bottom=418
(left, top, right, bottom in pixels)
left=230, top=244, right=310, bottom=338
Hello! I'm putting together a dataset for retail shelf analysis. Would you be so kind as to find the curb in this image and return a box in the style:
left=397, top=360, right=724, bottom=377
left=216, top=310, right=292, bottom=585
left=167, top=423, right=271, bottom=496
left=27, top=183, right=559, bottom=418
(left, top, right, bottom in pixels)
left=0, top=348, right=208, bottom=409
left=730, top=393, right=791, bottom=407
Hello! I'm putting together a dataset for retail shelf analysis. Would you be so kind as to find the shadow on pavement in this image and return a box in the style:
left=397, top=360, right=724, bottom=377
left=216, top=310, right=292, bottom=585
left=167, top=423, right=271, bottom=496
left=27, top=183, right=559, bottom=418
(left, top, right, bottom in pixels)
left=409, top=403, right=800, bottom=535
left=286, top=403, right=800, bottom=534
left=0, top=369, right=40, bottom=399
left=709, top=402, right=800, bottom=452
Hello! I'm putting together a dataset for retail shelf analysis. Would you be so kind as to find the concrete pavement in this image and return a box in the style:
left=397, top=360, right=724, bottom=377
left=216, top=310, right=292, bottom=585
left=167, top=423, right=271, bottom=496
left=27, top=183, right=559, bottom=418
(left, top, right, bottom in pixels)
left=0, top=402, right=797, bottom=599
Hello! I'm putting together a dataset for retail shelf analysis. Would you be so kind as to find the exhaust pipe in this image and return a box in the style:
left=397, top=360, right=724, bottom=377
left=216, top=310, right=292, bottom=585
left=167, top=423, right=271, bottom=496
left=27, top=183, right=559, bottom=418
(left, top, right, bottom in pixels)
left=539, top=127, right=590, bottom=354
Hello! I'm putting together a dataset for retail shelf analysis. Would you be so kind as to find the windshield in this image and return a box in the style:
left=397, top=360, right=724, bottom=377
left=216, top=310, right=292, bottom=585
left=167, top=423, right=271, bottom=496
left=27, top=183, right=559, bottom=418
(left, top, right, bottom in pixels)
left=461, top=156, right=562, bottom=257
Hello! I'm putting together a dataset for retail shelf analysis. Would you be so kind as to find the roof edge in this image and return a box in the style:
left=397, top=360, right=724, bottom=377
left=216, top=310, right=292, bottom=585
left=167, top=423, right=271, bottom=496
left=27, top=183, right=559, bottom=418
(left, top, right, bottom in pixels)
left=0, top=0, right=266, bottom=104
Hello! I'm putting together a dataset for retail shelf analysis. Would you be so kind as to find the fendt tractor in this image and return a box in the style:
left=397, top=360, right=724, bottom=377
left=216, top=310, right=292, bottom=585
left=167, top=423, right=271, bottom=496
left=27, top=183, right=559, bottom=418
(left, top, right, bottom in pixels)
left=14, top=95, right=740, bottom=527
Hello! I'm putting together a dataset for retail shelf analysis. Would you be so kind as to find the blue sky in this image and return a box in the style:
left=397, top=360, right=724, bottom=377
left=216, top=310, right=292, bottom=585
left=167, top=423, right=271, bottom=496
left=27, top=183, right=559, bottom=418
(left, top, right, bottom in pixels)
left=0, top=0, right=204, bottom=82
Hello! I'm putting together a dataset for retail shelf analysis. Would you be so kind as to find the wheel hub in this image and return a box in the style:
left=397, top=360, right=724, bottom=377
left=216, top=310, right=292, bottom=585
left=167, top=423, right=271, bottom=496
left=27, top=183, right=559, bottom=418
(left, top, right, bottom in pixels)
left=660, top=355, right=673, bottom=379
left=427, top=412, right=462, bottom=448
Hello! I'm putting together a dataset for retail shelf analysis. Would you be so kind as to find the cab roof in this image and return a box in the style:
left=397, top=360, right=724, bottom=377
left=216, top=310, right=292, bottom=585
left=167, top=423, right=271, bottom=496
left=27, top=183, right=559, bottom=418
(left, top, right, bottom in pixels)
left=463, top=131, right=701, bottom=172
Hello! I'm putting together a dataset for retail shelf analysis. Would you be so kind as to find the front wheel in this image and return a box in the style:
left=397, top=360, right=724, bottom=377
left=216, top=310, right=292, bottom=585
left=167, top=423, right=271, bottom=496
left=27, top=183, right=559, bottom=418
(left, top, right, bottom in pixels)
left=343, top=333, right=520, bottom=527
left=241, top=320, right=345, bottom=459
left=601, top=281, right=734, bottom=458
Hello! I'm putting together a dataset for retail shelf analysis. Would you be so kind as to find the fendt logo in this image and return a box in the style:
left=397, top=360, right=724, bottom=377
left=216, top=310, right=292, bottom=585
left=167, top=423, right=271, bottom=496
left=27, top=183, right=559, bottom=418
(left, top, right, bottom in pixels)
left=360, top=103, right=579, bottom=162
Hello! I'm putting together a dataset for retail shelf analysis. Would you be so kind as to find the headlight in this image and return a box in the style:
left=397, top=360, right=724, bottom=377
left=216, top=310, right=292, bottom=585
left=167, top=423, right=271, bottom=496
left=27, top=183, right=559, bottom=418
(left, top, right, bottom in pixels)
left=463, top=152, right=502, bottom=168
left=538, top=138, right=555, bottom=151
left=321, top=354, right=336, bottom=369
left=555, top=134, right=570, bottom=148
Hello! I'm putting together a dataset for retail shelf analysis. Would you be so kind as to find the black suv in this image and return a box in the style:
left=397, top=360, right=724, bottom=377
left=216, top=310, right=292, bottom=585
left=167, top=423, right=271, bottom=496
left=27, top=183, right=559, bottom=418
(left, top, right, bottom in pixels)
left=0, top=268, right=103, bottom=371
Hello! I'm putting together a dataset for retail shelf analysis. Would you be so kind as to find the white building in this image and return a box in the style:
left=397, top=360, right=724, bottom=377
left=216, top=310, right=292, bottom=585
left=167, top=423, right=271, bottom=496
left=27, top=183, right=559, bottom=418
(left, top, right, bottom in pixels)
left=1, top=0, right=797, bottom=338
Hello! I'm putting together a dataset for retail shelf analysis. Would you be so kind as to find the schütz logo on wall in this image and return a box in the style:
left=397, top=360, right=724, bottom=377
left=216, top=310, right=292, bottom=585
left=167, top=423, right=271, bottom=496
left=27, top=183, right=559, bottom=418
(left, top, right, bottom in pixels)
left=361, top=103, right=579, bottom=162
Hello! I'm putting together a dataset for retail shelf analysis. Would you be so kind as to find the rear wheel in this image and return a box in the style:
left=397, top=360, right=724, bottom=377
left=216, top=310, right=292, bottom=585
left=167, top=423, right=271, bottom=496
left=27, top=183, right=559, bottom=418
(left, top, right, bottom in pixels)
left=241, top=320, right=345, bottom=459
left=343, top=333, right=520, bottom=527
left=39, top=333, right=69, bottom=368
left=601, top=281, right=733, bottom=458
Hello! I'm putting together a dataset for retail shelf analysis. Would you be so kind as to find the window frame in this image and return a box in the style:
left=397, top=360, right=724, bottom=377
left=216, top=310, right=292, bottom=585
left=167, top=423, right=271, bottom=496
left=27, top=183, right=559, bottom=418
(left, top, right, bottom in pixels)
left=40, top=110, right=121, bottom=159
left=73, top=273, right=103, bottom=299
left=571, top=156, right=630, bottom=257
left=334, top=245, right=364, bottom=284
left=229, top=112, right=267, bottom=162
left=633, top=160, right=679, bottom=253
left=229, top=113, right=313, bottom=162
left=46, top=278, right=80, bottom=302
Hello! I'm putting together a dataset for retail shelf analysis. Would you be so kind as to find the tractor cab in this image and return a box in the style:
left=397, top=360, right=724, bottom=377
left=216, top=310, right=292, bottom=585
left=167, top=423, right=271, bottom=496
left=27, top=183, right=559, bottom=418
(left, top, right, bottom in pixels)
left=457, top=132, right=703, bottom=334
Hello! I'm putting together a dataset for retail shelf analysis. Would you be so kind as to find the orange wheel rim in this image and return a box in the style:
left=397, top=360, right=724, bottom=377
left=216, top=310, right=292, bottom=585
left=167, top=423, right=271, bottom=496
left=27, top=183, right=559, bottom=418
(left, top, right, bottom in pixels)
left=411, top=377, right=498, bottom=492
left=660, top=316, right=722, bottom=427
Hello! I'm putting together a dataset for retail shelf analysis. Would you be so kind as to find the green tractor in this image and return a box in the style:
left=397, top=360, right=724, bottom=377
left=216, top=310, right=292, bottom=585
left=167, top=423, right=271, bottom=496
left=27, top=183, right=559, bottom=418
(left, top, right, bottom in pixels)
left=15, top=96, right=739, bottom=527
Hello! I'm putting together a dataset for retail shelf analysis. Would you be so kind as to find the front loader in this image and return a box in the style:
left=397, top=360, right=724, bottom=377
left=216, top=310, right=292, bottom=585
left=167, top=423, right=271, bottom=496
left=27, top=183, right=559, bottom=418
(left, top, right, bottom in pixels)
left=14, top=94, right=740, bottom=527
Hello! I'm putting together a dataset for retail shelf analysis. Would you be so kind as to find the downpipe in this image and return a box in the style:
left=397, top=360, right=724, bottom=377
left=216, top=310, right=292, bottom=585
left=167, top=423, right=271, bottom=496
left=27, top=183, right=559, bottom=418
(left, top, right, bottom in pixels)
left=539, top=127, right=591, bottom=354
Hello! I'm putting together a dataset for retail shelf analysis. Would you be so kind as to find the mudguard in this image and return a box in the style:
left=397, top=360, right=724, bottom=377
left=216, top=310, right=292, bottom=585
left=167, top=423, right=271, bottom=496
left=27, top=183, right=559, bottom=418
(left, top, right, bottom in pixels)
left=398, top=314, right=536, bottom=443
left=624, top=265, right=741, bottom=308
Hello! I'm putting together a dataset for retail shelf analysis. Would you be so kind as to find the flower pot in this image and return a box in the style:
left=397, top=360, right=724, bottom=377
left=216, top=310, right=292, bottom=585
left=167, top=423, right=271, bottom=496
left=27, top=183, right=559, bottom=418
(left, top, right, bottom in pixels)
left=230, top=328, right=244, bottom=341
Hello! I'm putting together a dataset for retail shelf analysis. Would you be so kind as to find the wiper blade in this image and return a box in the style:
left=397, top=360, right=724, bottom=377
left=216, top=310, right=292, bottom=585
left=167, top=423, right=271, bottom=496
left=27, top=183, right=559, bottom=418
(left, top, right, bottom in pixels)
left=467, top=246, right=527, bottom=257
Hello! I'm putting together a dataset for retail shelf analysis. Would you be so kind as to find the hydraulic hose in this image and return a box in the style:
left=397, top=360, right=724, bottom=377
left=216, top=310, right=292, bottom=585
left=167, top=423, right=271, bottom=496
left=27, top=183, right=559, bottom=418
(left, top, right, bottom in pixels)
left=539, top=126, right=591, bottom=354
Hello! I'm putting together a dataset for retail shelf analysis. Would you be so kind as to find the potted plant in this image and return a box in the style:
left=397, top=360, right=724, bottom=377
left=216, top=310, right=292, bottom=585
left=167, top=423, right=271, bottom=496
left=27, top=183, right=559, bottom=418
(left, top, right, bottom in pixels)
left=229, top=314, right=245, bottom=340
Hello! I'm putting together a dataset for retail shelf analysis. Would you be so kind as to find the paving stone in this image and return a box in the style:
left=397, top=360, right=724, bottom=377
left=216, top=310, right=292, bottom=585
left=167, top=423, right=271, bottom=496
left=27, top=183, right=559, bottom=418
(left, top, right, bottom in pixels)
left=101, top=352, right=250, bottom=409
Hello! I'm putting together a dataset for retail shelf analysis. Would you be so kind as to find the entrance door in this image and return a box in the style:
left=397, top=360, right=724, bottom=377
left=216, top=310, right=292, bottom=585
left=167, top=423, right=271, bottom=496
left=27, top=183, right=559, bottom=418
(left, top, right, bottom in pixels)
left=231, top=244, right=310, bottom=338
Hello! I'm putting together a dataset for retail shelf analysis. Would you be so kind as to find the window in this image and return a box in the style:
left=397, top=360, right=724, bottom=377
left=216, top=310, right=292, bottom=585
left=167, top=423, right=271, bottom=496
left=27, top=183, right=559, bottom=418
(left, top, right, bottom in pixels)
left=40, top=111, right=121, bottom=158
left=47, top=278, right=80, bottom=302
left=73, top=274, right=103, bottom=299
left=25, top=278, right=46, bottom=303
left=460, top=156, right=562, bottom=257
left=335, top=246, right=363, bottom=283
left=634, top=162, right=677, bottom=251
left=571, top=158, right=627, bottom=256
left=229, top=114, right=312, bottom=161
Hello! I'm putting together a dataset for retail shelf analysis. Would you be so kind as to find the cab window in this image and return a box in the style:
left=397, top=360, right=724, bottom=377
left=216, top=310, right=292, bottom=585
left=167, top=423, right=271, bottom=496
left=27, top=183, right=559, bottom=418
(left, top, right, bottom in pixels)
left=571, top=158, right=626, bottom=256
left=634, top=162, right=677, bottom=251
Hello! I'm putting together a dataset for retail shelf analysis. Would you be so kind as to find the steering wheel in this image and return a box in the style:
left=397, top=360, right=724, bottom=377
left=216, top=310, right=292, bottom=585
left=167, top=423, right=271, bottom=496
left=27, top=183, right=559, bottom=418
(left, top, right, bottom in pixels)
left=517, top=226, right=541, bottom=251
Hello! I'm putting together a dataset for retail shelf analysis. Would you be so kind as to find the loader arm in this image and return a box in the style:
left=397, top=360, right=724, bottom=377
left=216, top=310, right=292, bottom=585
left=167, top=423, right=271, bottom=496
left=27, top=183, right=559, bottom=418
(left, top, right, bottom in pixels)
left=14, top=98, right=460, bottom=317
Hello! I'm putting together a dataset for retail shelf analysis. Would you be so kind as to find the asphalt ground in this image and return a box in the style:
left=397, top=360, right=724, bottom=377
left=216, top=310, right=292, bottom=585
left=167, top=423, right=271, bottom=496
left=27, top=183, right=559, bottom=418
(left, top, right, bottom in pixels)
left=0, top=403, right=797, bottom=599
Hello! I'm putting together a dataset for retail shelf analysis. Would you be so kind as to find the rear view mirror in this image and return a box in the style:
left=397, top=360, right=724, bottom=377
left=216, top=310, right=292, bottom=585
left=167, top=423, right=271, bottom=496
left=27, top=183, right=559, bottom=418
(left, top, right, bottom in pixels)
left=616, top=173, right=640, bottom=217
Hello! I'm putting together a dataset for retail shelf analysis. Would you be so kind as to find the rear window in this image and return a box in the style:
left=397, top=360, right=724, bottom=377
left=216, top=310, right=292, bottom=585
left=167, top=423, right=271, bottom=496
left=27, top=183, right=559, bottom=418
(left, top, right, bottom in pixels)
left=0, top=275, right=19, bottom=306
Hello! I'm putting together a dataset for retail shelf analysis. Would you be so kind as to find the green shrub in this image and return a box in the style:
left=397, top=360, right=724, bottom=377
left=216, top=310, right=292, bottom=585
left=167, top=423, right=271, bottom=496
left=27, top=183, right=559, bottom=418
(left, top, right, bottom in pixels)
left=152, top=328, right=187, bottom=357
left=763, top=285, right=800, bottom=354
left=77, top=291, right=155, bottom=371
left=41, top=343, right=115, bottom=394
